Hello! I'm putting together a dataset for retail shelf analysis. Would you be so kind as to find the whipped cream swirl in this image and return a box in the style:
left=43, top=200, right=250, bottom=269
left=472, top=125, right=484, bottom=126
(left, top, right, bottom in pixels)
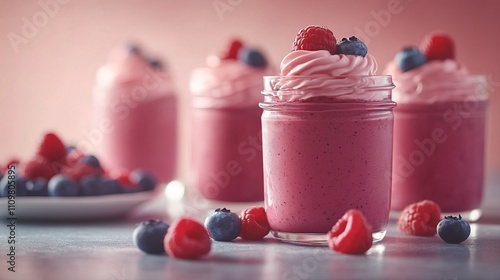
left=263, top=50, right=392, bottom=102
left=280, top=50, right=377, bottom=76
left=190, top=59, right=275, bottom=108
left=386, top=60, right=487, bottom=104
left=94, top=46, right=174, bottom=104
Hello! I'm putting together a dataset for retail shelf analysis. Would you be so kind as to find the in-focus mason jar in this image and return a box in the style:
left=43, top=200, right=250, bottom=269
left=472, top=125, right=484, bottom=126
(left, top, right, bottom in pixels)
left=391, top=75, right=488, bottom=221
left=260, top=75, right=396, bottom=245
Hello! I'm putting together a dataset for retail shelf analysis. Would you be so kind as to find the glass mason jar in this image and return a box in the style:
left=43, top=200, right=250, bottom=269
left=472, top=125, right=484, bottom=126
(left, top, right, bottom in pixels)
left=189, top=86, right=265, bottom=203
left=260, top=75, right=396, bottom=245
left=92, top=58, right=178, bottom=186
left=391, top=76, right=488, bottom=221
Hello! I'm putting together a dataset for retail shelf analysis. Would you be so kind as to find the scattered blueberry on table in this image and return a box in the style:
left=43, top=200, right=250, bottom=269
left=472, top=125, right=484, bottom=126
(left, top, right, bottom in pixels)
left=437, top=215, right=471, bottom=244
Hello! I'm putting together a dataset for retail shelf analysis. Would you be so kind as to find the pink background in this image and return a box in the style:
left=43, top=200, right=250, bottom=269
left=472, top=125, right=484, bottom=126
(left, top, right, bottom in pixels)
left=1, top=0, right=499, bottom=180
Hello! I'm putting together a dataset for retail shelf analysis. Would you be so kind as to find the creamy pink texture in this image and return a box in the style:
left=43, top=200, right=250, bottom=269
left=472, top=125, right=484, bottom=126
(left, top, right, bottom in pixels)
left=391, top=101, right=487, bottom=212
left=93, top=45, right=177, bottom=184
left=262, top=48, right=394, bottom=237
left=189, top=54, right=273, bottom=201
left=268, top=51, right=383, bottom=102
left=280, top=50, right=378, bottom=76
left=262, top=103, right=394, bottom=233
left=190, top=57, right=275, bottom=108
left=94, top=47, right=175, bottom=104
left=386, top=60, right=487, bottom=104
left=388, top=56, right=488, bottom=214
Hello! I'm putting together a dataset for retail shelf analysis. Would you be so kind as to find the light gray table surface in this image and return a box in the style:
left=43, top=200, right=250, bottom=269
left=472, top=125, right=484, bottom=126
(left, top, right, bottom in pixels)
left=1, top=172, right=499, bottom=280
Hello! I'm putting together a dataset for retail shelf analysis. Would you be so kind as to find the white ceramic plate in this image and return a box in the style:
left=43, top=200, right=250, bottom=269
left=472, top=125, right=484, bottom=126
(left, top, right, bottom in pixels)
left=0, top=191, right=156, bottom=221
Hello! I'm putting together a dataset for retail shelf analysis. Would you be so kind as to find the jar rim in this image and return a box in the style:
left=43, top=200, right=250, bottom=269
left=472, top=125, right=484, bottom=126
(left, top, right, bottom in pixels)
left=262, top=75, right=395, bottom=102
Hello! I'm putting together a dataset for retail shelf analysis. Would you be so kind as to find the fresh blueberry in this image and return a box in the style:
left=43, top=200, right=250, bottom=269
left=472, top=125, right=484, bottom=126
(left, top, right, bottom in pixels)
left=66, top=145, right=77, bottom=153
left=133, top=219, right=170, bottom=254
left=99, top=178, right=122, bottom=195
left=127, top=44, right=141, bottom=55
left=0, top=175, right=28, bottom=197
left=81, top=176, right=122, bottom=196
left=204, top=208, right=241, bottom=241
left=130, top=170, right=156, bottom=191
left=80, top=175, right=102, bottom=196
left=335, top=36, right=368, bottom=57
left=120, top=184, right=140, bottom=194
left=395, top=47, right=426, bottom=72
left=25, top=178, right=49, bottom=196
left=437, top=214, right=471, bottom=244
left=79, top=155, right=101, bottom=169
left=148, top=58, right=163, bottom=70
left=48, top=174, right=80, bottom=197
left=238, top=48, right=267, bottom=68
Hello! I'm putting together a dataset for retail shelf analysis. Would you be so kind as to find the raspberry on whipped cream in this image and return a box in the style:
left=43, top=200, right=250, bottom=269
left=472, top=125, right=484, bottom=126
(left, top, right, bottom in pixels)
left=386, top=32, right=487, bottom=104
left=280, top=50, right=377, bottom=77
left=280, top=26, right=377, bottom=78
left=190, top=40, right=275, bottom=108
left=268, top=26, right=382, bottom=102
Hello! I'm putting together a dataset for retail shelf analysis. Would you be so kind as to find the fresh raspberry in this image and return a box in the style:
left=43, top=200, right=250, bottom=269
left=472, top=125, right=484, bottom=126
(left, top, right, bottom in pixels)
left=420, top=32, right=455, bottom=61
left=292, top=25, right=337, bottom=54
left=2, top=158, right=20, bottom=172
left=20, top=156, right=58, bottom=181
left=398, top=200, right=442, bottom=236
left=327, top=209, right=373, bottom=254
left=114, top=170, right=134, bottom=187
left=220, top=39, right=243, bottom=60
left=36, top=132, right=67, bottom=162
left=66, top=149, right=85, bottom=166
left=239, top=206, right=270, bottom=240
left=61, top=163, right=102, bottom=183
left=164, top=217, right=211, bottom=259
left=113, top=170, right=139, bottom=192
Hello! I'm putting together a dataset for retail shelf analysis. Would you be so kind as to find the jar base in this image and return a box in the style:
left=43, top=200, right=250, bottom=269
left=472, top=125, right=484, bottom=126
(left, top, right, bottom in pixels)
left=271, top=229, right=387, bottom=246
left=390, top=208, right=482, bottom=223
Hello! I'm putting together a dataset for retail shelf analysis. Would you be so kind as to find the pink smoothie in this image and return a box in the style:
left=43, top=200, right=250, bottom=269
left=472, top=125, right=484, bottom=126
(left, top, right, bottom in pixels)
left=262, top=99, right=394, bottom=233
left=391, top=101, right=487, bottom=212
left=92, top=44, right=177, bottom=184
left=191, top=106, right=263, bottom=201
left=189, top=47, right=274, bottom=202
left=261, top=49, right=395, bottom=236
left=386, top=53, right=488, bottom=214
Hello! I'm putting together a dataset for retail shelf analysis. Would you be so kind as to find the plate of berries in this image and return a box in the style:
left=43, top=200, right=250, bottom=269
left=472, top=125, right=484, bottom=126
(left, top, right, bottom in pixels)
left=0, top=132, right=158, bottom=220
